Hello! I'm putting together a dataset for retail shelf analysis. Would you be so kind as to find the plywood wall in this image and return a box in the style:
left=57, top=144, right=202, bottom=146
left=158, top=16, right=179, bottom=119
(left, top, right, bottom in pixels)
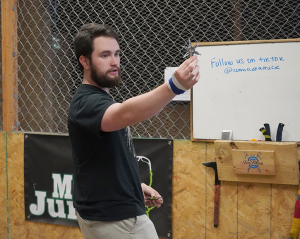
left=173, top=140, right=298, bottom=239
left=0, top=132, right=7, bottom=239
left=4, top=132, right=83, bottom=239
left=1, top=132, right=299, bottom=239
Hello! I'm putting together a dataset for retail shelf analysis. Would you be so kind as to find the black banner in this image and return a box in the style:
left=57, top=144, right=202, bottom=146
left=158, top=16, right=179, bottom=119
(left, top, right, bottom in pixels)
left=24, top=134, right=76, bottom=226
left=133, top=138, right=173, bottom=238
left=24, top=134, right=173, bottom=238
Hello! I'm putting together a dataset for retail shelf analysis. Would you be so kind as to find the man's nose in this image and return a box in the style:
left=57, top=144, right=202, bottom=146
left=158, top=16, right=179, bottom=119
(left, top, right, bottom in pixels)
left=110, top=56, right=118, bottom=65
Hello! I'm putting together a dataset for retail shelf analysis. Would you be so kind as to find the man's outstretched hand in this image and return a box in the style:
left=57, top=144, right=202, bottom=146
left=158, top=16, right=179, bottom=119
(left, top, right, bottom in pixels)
left=174, top=55, right=200, bottom=90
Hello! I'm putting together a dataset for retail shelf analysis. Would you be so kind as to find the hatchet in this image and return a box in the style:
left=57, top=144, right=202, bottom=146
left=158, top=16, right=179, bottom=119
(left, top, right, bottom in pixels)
left=203, top=161, right=220, bottom=227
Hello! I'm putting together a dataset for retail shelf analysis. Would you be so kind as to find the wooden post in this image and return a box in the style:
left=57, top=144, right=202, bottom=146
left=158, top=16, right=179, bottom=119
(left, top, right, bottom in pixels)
left=232, top=0, right=243, bottom=41
left=1, top=0, right=18, bottom=131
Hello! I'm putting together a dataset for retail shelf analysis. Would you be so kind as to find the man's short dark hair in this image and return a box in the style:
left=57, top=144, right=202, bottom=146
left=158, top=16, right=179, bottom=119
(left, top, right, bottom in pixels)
left=74, top=23, right=119, bottom=72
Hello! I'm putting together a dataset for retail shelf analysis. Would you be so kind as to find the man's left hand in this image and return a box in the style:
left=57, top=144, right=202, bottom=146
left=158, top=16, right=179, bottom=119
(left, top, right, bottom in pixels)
left=141, top=183, right=164, bottom=208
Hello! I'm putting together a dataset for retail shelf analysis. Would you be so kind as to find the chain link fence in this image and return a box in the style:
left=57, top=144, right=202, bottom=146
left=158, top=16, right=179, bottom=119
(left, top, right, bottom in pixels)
left=12, top=0, right=300, bottom=138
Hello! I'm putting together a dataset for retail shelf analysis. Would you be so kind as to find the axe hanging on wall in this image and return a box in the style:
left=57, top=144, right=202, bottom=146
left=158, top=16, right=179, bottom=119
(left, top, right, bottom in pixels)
left=202, top=161, right=220, bottom=227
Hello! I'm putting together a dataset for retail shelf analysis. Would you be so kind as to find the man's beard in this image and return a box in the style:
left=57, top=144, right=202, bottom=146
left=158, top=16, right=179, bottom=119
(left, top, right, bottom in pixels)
left=90, top=62, right=122, bottom=88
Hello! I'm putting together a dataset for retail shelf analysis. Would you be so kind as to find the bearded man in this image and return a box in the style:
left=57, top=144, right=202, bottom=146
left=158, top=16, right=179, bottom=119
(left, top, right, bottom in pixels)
left=68, top=23, right=200, bottom=239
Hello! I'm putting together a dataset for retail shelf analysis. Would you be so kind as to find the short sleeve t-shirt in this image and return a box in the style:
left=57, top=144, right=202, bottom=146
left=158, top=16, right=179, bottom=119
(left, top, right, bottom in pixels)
left=68, top=84, right=145, bottom=221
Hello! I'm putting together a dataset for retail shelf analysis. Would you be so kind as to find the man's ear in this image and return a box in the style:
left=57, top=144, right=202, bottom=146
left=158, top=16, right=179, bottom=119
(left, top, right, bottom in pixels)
left=79, top=55, right=90, bottom=70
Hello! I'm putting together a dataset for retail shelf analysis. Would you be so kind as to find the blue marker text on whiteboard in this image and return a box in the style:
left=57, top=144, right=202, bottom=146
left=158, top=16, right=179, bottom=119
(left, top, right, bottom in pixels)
left=210, top=56, right=285, bottom=74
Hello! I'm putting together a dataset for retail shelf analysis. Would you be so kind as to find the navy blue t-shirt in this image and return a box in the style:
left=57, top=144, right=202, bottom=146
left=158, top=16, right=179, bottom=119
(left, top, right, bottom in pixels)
left=68, top=84, right=145, bottom=221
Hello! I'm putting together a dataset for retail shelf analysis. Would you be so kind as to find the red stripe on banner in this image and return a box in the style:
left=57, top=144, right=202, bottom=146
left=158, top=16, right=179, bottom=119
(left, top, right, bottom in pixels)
left=294, top=200, right=300, bottom=218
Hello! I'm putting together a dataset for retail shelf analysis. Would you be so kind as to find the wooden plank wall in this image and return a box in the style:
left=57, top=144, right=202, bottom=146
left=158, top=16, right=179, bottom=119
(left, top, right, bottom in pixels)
left=1, top=0, right=18, bottom=131
left=0, top=132, right=7, bottom=238
left=0, top=132, right=299, bottom=239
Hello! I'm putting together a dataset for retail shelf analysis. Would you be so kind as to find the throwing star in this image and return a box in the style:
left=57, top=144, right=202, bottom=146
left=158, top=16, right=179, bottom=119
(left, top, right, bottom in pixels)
left=182, top=39, right=201, bottom=58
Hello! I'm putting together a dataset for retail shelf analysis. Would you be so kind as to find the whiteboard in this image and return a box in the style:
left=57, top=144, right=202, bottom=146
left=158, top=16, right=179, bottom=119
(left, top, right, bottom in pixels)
left=192, top=40, right=300, bottom=141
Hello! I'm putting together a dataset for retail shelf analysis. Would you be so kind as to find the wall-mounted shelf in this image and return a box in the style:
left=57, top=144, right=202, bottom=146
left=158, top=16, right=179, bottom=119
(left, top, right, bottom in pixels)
left=215, top=140, right=299, bottom=185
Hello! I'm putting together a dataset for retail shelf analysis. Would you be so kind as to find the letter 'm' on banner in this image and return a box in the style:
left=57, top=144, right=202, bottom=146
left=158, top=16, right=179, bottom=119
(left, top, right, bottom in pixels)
left=52, top=173, right=73, bottom=199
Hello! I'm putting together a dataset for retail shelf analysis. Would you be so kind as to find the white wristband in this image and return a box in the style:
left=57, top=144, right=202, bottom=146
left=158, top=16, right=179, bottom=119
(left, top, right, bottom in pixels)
left=172, top=74, right=188, bottom=91
left=167, top=74, right=187, bottom=95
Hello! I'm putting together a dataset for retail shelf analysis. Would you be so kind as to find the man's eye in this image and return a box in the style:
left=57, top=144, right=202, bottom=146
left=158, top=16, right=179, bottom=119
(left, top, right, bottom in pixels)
left=102, top=54, right=108, bottom=58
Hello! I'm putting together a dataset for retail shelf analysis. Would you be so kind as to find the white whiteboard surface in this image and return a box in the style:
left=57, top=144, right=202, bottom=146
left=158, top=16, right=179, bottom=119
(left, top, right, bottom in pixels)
left=192, top=40, right=300, bottom=141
